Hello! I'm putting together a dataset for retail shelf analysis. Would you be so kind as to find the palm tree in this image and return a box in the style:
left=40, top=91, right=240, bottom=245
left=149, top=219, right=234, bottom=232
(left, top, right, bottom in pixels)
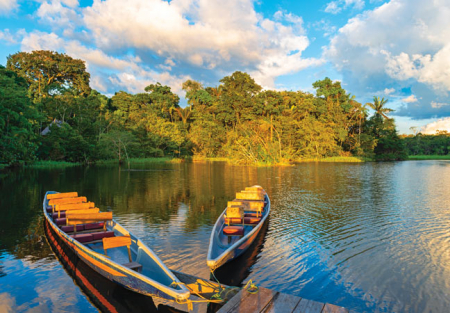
left=366, top=96, right=394, bottom=119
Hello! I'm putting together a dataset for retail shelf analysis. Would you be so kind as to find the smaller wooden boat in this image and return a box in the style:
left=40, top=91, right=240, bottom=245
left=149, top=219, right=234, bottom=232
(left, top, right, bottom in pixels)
left=43, top=191, right=190, bottom=302
left=207, top=186, right=270, bottom=270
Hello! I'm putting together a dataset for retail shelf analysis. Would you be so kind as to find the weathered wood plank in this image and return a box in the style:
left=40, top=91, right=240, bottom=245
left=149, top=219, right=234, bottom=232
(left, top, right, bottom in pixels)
left=322, top=303, right=348, bottom=313
left=292, top=298, right=324, bottom=313
left=216, top=289, right=252, bottom=313
left=262, top=292, right=302, bottom=313
left=229, top=287, right=278, bottom=313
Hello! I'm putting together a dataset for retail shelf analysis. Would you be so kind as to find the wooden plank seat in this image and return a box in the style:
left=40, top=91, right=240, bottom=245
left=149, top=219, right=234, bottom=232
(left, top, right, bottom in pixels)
left=49, top=196, right=87, bottom=206
left=66, top=212, right=113, bottom=233
left=122, top=261, right=143, bottom=272
left=225, top=217, right=261, bottom=225
left=244, top=186, right=266, bottom=194
left=54, top=208, right=100, bottom=223
left=103, top=236, right=142, bottom=272
left=229, top=200, right=264, bottom=217
left=47, top=192, right=78, bottom=200
left=53, top=202, right=95, bottom=213
left=52, top=208, right=100, bottom=219
left=236, top=190, right=265, bottom=201
left=223, top=226, right=244, bottom=236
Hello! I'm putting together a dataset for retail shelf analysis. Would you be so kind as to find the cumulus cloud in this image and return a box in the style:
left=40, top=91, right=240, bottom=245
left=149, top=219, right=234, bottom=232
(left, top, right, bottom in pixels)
left=0, top=28, right=25, bottom=44
left=37, top=0, right=82, bottom=30
left=402, top=95, right=418, bottom=103
left=0, top=0, right=17, bottom=15
left=421, top=117, right=450, bottom=134
left=4, top=0, right=322, bottom=95
left=325, top=0, right=450, bottom=119
left=430, top=101, right=449, bottom=109
left=82, top=0, right=319, bottom=88
left=325, top=0, right=364, bottom=14
left=384, top=88, right=394, bottom=95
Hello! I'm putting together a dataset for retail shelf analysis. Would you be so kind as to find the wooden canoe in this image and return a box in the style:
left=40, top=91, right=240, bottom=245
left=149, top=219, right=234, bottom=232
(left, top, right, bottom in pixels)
left=43, top=191, right=190, bottom=302
left=207, top=186, right=271, bottom=270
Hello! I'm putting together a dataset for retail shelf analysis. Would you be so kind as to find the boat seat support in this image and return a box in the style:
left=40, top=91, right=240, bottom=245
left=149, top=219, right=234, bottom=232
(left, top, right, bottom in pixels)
left=103, top=235, right=133, bottom=263
left=123, top=261, right=143, bottom=273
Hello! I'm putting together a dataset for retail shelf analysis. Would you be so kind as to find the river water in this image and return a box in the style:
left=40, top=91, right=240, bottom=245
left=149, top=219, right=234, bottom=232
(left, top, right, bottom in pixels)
left=1, top=161, right=450, bottom=312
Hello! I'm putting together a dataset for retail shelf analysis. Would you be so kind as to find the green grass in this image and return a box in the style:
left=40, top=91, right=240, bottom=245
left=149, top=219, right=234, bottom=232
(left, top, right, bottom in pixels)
left=191, top=156, right=230, bottom=162
left=94, top=157, right=181, bottom=165
left=408, top=155, right=450, bottom=160
left=26, top=160, right=82, bottom=168
left=295, top=156, right=367, bottom=163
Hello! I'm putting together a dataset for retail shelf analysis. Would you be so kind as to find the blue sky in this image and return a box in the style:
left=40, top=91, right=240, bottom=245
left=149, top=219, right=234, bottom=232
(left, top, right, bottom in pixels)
left=1, top=0, right=450, bottom=134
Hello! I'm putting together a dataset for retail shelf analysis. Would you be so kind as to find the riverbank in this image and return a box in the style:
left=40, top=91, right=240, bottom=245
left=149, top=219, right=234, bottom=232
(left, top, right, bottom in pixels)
left=1, top=156, right=372, bottom=170
left=13, top=155, right=444, bottom=170
left=408, top=155, right=450, bottom=160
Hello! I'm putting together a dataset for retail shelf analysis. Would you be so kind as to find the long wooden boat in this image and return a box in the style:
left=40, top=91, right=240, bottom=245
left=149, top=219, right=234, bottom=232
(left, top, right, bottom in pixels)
left=207, top=186, right=270, bottom=270
left=43, top=191, right=190, bottom=302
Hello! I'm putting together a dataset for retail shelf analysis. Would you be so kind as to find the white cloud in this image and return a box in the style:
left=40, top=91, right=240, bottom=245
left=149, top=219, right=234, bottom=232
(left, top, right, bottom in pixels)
left=82, top=0, right=319, bottom=88
left=37, top=0, right=81, bottom=29
left=384, top=88, right=394, bottom=95
left=325, top=0, right=450, bottom=118
left=430, top=101, right=449, bottom=109
left=325, top=0, right=364, bottom=14
left=383, top=47, right=450, bottom=91
left=0, top=0, right=17, bottom=15
left=421, top=117, right=450, bottom=134
left=325, top=1, right=341, bottom=14
left=402, top=95, right=418, bottom=103
left=0, top=28, right=25, bottom=44
left=5, top=0, right=322, bottom=95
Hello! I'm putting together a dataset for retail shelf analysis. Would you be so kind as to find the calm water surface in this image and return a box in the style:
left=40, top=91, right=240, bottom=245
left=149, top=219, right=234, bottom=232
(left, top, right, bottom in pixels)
left=1, top=161, right=450, bottom=312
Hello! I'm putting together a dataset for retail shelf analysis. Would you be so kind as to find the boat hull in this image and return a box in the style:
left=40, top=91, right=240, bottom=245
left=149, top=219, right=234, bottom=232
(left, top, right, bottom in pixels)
left=43, top=192, right=189, bottom=302
left=207, top=193, right=271, bottom=270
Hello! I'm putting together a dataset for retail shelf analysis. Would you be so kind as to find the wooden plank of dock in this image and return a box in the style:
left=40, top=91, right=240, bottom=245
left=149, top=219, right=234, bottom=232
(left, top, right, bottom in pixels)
left=217, top=287, right=348, bottom=313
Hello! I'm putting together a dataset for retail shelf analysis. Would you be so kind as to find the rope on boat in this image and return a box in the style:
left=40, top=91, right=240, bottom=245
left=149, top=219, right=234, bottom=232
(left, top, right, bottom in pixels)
left=163, top=268, right=260, bottom=311
left=209, top=268, right=259, bottom=297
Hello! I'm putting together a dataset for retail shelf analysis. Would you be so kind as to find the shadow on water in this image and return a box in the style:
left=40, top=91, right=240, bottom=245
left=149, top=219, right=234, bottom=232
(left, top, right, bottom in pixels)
left=44, top=219, right=184, bottom=313
left=211, top=219, right=270, bottom=287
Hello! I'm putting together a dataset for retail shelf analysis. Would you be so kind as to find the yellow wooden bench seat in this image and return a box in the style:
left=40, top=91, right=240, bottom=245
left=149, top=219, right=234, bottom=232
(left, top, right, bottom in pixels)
left=54, top=202, right=95, bottom=212
left=66, top=212, right=113, bottom=233
left=49, top=197, right=87, bottom=206
left=47, top=192, right=78, bottom=200
left=103, top=235, right=135, bottom=265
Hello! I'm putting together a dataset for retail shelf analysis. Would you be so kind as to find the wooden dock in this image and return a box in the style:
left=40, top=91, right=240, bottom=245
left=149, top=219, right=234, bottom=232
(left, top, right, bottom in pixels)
left=172, top=270, right=349, bottom=313
left=217, top=287, right=348, bottom=313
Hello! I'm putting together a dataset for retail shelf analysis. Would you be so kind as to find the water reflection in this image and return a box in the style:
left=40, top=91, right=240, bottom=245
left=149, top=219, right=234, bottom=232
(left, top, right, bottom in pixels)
left=212, top=220, right=269, bottom=287
left=2, top=161, right=450, bottom=312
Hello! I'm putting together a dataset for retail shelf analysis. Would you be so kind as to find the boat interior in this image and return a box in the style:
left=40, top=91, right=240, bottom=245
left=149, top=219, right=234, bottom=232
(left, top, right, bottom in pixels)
left=218, top=186, right=268, bottom=247
left=45, top=192, right=176, bottom=288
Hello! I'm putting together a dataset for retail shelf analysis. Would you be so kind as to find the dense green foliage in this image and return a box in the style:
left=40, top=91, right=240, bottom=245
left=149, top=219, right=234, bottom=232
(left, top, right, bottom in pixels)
left=0, top=65, right=40, bottom=164
left=1, top=50, right=409, bottom=166
left=402, top=131, right=450, bottom=156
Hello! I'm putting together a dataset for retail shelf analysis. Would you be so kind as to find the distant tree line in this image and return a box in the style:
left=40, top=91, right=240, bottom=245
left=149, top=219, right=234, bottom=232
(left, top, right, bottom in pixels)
left=1, top=50, right=410, bottom=166
left=401, top=131, right=450, bottom=155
